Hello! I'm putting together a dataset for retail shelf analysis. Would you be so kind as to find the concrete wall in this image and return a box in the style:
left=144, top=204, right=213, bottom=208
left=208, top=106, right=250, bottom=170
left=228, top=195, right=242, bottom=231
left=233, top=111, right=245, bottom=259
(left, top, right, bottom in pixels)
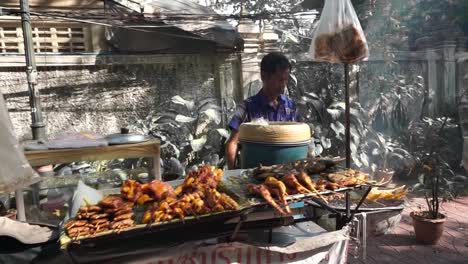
left=0, top=54, right=240, bottom=140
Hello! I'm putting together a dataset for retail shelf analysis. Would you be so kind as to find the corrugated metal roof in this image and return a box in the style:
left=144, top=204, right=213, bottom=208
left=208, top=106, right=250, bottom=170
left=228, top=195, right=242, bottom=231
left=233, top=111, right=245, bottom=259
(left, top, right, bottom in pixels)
left=107, top=0, right=242, bottom=52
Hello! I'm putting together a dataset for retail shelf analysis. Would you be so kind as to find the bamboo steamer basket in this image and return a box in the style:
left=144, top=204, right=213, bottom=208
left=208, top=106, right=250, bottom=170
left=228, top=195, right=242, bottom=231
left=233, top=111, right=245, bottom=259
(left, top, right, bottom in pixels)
left=238, top=122, right=312, bottom=169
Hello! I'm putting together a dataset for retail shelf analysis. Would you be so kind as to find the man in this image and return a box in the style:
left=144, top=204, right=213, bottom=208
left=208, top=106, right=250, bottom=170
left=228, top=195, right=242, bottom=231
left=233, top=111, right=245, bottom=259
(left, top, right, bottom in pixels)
left=225, top=52, right=298, bottom=169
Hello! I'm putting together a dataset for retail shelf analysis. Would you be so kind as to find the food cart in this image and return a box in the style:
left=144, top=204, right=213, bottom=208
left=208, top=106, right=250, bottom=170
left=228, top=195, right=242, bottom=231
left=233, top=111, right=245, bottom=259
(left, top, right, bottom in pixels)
left=0, top=0, right=409, bottom=261
left=47, top=154, right=404, bottom=263
left=0, top=122, right=406, bottom=264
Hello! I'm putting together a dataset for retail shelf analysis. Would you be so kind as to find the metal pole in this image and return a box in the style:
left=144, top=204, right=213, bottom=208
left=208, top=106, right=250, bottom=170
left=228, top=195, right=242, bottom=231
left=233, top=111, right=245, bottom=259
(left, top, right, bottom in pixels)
left=344, top=63, right=351, bottom=168
left=15, top=189, right=26, bottom=221
left=20, top=0, right=46, bottom=140
left=362, top=212, right=367, bottom=261
left=16, top=0, right=46, bottom=222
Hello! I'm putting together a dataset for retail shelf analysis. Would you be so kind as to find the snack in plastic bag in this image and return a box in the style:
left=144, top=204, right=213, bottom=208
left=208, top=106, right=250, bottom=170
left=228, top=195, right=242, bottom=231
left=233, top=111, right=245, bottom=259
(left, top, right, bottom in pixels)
left=309, top=0, right=369, bottom=63
left=0, top=93, right=38, bottom=194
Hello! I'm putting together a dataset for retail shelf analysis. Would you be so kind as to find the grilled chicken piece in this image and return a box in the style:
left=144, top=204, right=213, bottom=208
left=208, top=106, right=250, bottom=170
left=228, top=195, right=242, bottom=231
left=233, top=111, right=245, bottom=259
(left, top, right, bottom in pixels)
left=183, top=165, right=222, bottom=190
left=143, top=180, right=176, bottom=201
left=297, top=171, right=330, bottom=203
left=254, top=172, right=278, bottom=181
left=314, top=181, right=326, bottom=191
left=297, top=171, right=317, bottom=192
left=78, top=205, right=102, bottom=214
left=305, top=158, right=343, bottom=174
left=121, top=180, right=143, bottom=202
left=136, top=194, right=153, bottom=205
left=281, top=173, right=312, bottom=194
left=253, top=158, right=343, bottom=181
left=219, top=192, right=240, bottom=210
left=266, top=186, right=291, bottom=214
left=316, top=178, right=340, bottom=190
left=366, top=186, right=407, bottom=201
left=264, top=177, right=291, bottom=214
left=99, top=195, right=125, bottom=209
left=248, top=184, right=286, bottom=215
left=324, top=169, right=369, bottom=187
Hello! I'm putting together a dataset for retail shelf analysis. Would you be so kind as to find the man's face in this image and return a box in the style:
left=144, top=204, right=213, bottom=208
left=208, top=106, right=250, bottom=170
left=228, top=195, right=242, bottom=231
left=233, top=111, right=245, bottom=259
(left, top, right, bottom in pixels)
left=262, top=68, right=290, bottom=96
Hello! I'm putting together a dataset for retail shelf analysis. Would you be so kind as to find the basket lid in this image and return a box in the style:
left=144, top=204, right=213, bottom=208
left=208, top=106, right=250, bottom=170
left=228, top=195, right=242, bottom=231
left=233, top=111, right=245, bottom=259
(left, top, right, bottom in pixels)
left=239, top=122, right=312, bottom=143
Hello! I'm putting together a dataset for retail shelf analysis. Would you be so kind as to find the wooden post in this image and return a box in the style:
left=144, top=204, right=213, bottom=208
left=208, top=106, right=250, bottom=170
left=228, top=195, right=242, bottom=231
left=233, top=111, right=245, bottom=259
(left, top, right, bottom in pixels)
left=441, top=41, right=457, bottom=108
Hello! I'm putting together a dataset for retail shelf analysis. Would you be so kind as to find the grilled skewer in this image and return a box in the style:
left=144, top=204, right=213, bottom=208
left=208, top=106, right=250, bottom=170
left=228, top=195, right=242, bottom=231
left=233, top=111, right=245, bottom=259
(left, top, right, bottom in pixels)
left=264, top=177, right=291, bottom=214
left=248, top=184, right=287, bottom=216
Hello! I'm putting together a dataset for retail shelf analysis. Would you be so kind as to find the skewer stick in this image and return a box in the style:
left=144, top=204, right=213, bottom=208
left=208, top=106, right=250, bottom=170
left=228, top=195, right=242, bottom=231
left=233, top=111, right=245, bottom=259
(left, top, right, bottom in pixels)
left=309, top=185, right=329, bottom=204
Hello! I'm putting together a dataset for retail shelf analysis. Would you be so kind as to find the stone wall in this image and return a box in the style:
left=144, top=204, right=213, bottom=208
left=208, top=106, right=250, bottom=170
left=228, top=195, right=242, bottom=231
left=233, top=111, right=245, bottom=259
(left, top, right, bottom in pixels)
left=0, top=54, right=239, bottom=140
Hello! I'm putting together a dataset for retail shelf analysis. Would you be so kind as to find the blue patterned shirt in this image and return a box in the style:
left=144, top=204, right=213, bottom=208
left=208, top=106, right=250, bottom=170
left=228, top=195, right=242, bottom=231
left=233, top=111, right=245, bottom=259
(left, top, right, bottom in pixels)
left=228, top=90, right=298, bottom=131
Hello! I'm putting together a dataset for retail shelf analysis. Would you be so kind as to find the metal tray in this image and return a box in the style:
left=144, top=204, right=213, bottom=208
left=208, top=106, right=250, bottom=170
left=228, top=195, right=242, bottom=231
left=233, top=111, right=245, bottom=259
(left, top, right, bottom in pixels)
left=62, top=206, right=253, bottom=250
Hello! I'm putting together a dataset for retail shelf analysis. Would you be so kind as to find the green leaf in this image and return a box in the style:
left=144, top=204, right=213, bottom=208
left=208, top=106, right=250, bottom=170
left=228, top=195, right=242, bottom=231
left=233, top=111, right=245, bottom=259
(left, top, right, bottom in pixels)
left=290, top=74, right=298, bottom=86
left=360, top=153, right=369, bottom=167
left=201, top=109, right=221, bottom=125
left=321, top=136, right=332, bottom=149
left=418, top=174, right=425, bottom=184
left=191, top=136, right=207, bottom=152
left=327, top=108, right=341, bottom=120
left=171, top=95, right=195, bottom=110
left=330, top=121, right=345, bottom=137
left=412, top=183, right=423, bottom=190
left=216, top=128, right=230, bottom=138
left=313, top=144, right=323, bottom=156
left=175, top=115, right=196, bottom=123
left=371, top=148, right=381, bottom=155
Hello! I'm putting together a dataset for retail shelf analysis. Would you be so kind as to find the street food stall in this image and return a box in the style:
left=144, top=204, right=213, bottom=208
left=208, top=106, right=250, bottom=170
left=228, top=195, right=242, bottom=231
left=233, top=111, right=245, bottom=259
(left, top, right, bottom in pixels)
left=0, top=109, right=407, bottom=263
left=51, top=154, right=405, bottom=263
left=0, top=0, right=411, bottom=262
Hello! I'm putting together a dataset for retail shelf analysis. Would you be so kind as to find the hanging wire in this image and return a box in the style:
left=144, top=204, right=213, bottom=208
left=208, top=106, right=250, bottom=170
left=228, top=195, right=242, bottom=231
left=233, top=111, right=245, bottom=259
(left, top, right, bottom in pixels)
left=0, top=5, right=320, bottom=23
left=0, top=3, right=325, bottom=48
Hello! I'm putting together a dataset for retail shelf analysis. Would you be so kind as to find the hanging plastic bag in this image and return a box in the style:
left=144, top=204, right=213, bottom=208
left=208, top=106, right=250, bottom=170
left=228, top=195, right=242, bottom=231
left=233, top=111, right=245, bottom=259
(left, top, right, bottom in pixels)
left=309, top=0, right=369, bottom=63
left=0, top=93, right=38, bottom=194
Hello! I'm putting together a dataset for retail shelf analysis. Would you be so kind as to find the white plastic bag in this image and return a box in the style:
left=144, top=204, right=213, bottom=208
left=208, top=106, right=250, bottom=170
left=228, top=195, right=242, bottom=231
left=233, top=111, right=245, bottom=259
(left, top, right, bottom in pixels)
left=309, top=0, right=369, bottom=63
left=0, top=94, right=38, bottom=194
left=251, top=117, right=270, bottom=126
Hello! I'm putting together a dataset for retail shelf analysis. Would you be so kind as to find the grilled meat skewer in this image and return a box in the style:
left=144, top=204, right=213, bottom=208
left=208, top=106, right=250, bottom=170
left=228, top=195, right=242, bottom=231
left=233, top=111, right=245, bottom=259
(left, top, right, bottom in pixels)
left=264, top=177, right=291, bottom=214
left=248, top=184, right=287, bottom=216
left=281, top=173, right=312, bottom=194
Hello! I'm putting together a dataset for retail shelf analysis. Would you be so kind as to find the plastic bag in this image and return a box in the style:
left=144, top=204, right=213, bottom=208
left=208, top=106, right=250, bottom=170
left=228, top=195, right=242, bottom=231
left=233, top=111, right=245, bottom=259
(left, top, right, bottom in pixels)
left=45, top=131, right=108, bottom=149
left=309, top=0, right=369, bottom=63
left=251, top=117, right=269, bottom=126
left=0, top=94, right=38, bottom=194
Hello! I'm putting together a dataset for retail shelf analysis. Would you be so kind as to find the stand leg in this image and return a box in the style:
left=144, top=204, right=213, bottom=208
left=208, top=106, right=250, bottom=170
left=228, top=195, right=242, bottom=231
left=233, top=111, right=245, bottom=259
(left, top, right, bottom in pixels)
left=362, top=212, right=367, bottom=261
left=346, top=191, right=351, bottom=219
left=15, top=189, right=26, bottom=221
left=151, top=155, right=161, bottom=181
left=230, top=213, right=247, bottom=241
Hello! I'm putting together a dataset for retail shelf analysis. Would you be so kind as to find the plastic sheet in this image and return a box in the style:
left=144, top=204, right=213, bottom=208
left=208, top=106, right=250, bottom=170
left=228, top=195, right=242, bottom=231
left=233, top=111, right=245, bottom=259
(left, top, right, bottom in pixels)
left=309, top=0, right=369, bottom=63
left=0, top=93, right=38, bottom=194
left=46, top=132, right=108, bottom=149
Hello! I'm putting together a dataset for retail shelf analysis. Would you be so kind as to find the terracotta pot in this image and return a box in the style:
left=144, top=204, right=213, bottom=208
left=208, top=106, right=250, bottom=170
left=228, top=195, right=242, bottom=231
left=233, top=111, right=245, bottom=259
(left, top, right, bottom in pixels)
left=410, top=211, right=446, bottom=245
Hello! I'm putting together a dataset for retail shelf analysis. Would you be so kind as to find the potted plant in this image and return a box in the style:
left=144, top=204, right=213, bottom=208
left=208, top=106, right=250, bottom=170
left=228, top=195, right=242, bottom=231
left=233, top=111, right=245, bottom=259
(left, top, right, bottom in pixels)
left=410, top=157, right=452, bottom=245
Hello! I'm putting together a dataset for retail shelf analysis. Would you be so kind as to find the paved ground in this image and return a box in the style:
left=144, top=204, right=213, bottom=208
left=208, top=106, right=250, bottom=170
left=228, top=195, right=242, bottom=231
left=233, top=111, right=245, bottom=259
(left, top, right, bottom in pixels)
left=349, top=196, right=468, bottom=264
